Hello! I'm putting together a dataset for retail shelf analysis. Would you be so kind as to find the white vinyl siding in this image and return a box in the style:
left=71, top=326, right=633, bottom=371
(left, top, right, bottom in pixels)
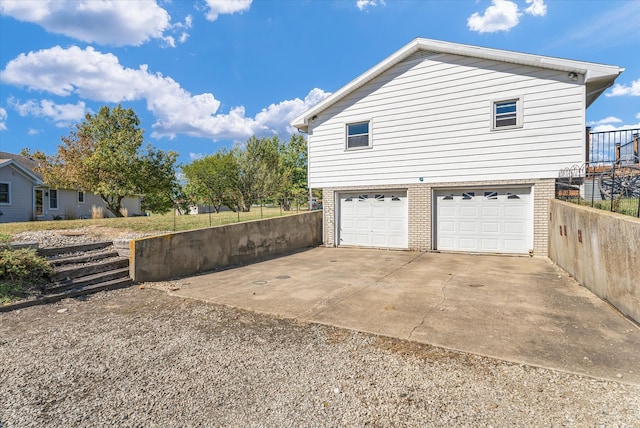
left=307, top=53, right=585, bottom=188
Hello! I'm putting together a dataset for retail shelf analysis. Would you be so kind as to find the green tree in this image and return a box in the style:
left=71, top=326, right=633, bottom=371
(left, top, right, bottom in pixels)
left=36, top=105, right=178, bottom=217
left=276, top=134, right=308, bottom=211
left=232, top=136, right=280, bottom=212
left=182, top=150, right=238, bottom=213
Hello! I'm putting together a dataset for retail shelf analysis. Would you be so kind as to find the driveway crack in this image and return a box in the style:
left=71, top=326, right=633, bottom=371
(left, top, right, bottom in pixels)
left=407, top=273, right=454, bottom=341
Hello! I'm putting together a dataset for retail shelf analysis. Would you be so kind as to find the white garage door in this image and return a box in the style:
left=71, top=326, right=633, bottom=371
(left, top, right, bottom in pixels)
left=339, top=191, right=408, bottom=249
left=436, top=188, right=532, bottom=254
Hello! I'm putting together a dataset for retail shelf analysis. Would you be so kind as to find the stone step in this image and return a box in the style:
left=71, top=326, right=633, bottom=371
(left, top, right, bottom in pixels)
left=38, top=241, right=113, bottom=258
left=46, top=267, right=131, bottom=294
left=52, top=257, right=129, bottom=282
left=49, top=250, right=120, bottom=266
left=0, top=277, right=134, bottom=313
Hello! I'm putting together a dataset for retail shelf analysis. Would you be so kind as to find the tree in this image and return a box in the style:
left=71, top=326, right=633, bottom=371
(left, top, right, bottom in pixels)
left=232, top=136, right=280, bottom=212
left=275, top=134, right=308, bottom=211
left=36, top=105, right=178, bottom=217
left=182, top=150, right=238, bottom=213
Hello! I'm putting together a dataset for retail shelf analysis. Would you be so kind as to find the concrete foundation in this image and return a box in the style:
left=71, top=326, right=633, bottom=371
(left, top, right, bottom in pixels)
left=549, top=199, right=640, bottom=323
left=130, top=211, right=322, bottom=282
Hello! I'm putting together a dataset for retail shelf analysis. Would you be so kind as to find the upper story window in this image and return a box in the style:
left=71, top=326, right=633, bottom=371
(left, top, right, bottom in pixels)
left=49, top=189, right=59, bottom=209
left=0, top=182, right=10, bottom=204
left=492, top=98, right=522, bottom=130
left=346, top=121, right=370, bottom=150
left=78, top=190, right=85, bottom=203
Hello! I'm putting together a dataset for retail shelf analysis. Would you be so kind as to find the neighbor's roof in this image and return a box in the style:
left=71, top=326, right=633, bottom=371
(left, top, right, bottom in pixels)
left=0, top=151, right=44, bottom=184
left=291, top=38, right=624, bottom=132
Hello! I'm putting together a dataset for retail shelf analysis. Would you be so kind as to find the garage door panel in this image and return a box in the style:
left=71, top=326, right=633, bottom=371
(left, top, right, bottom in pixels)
left=481, top=222, right=499, bottom=233
left=339, top=191, right=407, bottom=249
left=436, top=187, right=532, bottom=254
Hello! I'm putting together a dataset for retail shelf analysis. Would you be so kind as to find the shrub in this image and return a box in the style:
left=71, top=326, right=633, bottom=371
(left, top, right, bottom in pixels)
left=0, top=247, right=53, bottom=303
left=92, top=205, right=105, bottom=219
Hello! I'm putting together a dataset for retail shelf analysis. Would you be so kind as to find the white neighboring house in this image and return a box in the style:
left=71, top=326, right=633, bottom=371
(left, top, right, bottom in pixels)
left=0, top=151, right=142, bottom=223
left=292, top=38, right=623, bottom=256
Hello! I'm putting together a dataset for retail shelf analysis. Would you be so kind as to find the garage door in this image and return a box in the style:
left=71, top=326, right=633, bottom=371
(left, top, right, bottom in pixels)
left=339, top=191, right=407, bottom=248
left=436, top=188, right=532, bottom=254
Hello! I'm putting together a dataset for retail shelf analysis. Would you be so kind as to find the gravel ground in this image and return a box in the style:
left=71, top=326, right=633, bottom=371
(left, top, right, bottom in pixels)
left=10, top=226, right=161, bottom=248
left=1, top=286, right=639, bottom=428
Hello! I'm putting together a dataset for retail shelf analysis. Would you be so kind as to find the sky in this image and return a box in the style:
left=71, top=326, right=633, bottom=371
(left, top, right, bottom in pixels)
left=1, top=0, right=639, bottom=167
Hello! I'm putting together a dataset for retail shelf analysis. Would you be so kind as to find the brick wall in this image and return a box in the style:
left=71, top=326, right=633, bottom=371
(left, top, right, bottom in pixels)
left=321, top=178, right=554, bottom=256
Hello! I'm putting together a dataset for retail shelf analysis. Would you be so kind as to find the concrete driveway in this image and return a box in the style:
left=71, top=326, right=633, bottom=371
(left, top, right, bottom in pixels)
left=166, top=248, right=640, bottom=384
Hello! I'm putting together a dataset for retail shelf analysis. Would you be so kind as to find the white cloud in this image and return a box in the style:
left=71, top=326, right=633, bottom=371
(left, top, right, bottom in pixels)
left=356, top=0, right=386, bottom=11
left=204, top=0, right=252, bottom=21
left=524, top=0, right=546, bottom=17
left=0, top=46, right=331, bottom=141
left=467, top=0, right=546, bottom=33
left=587, top=116, right=622, bottom=126
left=606, top=78, right=640, bottom=97
left=467, top=0, right=521, bottom=33
left=8, top=97, right=86, bottom=127
left=27, top=128, right=41, bottom=136
left=636, top=112, right=640, bottom=120
left=0, top=0, right=171, bottom=47
left=189, top=152, right=204, bottom=161
left=0, top=107, right=7, bottom=131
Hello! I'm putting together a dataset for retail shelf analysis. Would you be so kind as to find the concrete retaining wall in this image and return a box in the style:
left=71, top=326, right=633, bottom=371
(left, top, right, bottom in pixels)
left=131, top=211, right=323, bottom=282
left=549, top=199, right=640, bottom=323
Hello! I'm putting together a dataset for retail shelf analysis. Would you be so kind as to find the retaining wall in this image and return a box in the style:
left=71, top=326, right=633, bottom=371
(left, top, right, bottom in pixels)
left=130, top=211, right=323, bottom=282
left=549, top=199, right=640, bottom=323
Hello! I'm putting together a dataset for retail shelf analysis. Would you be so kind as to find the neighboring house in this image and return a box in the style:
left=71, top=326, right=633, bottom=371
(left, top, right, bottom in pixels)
left=0, top=151, right=142, bottom=223
left=292, top=38, right=623, bottom=256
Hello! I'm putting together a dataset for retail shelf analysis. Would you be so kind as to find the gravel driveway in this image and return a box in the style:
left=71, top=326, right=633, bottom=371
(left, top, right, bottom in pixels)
left=1, top=286, right=639, bottom=427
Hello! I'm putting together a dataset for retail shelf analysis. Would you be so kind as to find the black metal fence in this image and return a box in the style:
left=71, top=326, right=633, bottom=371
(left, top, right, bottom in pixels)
left=557, top=128, right=640, bottom=218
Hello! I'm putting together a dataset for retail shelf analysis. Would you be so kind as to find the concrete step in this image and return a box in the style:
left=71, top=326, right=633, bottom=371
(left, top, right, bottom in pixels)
left=0, top=277, right=134, bottom=312
left=52, top=257, right=129, bottom=282
left=49, top=250, right=120, bottom=266
left=46, top=267, right=131, bottom=294
left=38, top=241, right=113, bottom=258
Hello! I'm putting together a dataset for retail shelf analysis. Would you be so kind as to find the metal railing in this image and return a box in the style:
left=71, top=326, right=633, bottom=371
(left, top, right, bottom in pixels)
left=557, top=128, right=640, bottom=217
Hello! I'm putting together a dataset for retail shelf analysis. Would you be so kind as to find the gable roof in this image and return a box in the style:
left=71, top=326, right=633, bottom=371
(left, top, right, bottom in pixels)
left=0, top=154, right=43, bottom=185
left=291, top=38, right=624, bottom=132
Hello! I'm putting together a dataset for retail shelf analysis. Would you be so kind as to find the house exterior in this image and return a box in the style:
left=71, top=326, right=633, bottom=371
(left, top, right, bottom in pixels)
left=0, top=151, right=142, bottom=223
left=292, top=38, right=623, bottom=256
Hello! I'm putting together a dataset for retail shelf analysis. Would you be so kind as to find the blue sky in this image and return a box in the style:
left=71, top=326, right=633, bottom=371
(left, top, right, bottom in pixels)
left=1, top=0, right=639, bottom=167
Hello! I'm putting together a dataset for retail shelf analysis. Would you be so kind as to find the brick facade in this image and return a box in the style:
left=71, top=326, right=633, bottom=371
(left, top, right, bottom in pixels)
left=321, top=178, right=555, bottom=257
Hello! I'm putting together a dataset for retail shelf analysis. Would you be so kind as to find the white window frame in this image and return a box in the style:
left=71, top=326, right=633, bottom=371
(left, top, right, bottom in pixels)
left=49, top=189, right=59, bottom=210
left=77, top=190, right=85, bottom=204
left=345, top=120, right=372, bottom=150
left=0, top=182, right=10, bottom=204
left=491, top=97, right=523, bottom=130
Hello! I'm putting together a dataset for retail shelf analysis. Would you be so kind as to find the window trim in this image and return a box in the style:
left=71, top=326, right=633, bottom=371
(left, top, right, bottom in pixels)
left=49, top=189, right=59, bottom=210
left=345, top=120, right=372, bottom=150
left=77, top=190, right=85, bottom=204
left=491, top=97, right=523, bottom=131
left=0, top=182, right=10, bottom=204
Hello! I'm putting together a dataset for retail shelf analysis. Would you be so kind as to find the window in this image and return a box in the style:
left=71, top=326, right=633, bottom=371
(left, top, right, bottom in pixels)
left=492, top=98, right=522, bottom=130
left=462, top=192, right=475, bottom=200
left=484, top=191, right=498, bottom=200
left=78, top=191, right=85, bottom=203
left=49, top=189, right=59, bottom=209
left=0, top=182, right=9, bottom=204
left=346, top=121, right=370, bottom=149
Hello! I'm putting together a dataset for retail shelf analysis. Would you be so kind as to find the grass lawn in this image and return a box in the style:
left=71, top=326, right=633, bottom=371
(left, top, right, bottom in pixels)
left=1, top=206, right=305, bottom=237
